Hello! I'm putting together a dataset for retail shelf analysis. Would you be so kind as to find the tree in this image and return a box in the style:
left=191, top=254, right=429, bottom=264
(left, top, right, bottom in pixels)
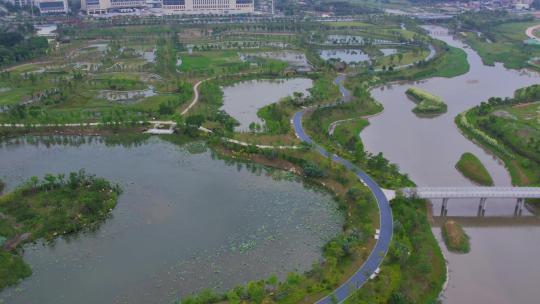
left=43, top=174, right=57, bottom=191
left=247, top=281, right=265, bottom=303
left=302, top=161, right=325, bottom=178
left=186, top=114, right=205, bottom=127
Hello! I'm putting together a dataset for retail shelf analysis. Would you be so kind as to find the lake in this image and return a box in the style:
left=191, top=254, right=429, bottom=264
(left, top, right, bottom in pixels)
left=221, top=78, right=313, bottom=131
left=0, top=136, right=342, bottom=304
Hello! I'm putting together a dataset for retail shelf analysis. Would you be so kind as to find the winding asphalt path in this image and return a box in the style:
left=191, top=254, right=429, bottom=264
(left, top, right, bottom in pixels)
left=292, top=75, right=393, bottom=303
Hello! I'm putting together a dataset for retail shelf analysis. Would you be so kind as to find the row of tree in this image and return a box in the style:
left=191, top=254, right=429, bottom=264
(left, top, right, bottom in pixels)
left=0, top=31, right=48, bottom=67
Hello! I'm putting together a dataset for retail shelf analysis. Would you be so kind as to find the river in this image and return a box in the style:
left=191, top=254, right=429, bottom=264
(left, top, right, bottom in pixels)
left=361, top=26, right=540, bottom=303
left=0, top=136, right=342, bottom=304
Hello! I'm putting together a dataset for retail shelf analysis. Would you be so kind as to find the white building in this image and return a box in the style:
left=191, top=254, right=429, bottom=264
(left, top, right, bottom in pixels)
left=9, top=0, right=69, bottom=14
left=162, top=0, right=254, bottom=14
left=36, top=0, right=69, bottom=14
left=81, top=0, right=146, bottom=14
left=81, top=0, right=253, bottom=14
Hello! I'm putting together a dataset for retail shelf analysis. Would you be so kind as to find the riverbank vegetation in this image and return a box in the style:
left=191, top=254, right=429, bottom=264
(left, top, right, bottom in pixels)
left=456, top=84, right=540, bottom=187
left=442, top=220, right=470, bottom=253
left=455, top=152, right=494, bottom=186
left=450, top=11, right=540, bottom=69
left=373, top=42, right=469, bottom=81
left=0, top=170, right=121, bottom=291
left=406, top=87, right=447, bottom=115
left=305, top=83, right=411, bottom=189
left=344, top=197, right=446, bottom=303
left=0, top=16, right=467, bottom=302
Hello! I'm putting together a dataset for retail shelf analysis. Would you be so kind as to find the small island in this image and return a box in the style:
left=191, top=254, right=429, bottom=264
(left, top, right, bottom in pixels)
left=0, top=171, right=121, bottom=290
left=406, top=87, right=448, bottom=115
left=441, top=220, right=470, bottom=253
left=455, top=152, right=494, bottom=186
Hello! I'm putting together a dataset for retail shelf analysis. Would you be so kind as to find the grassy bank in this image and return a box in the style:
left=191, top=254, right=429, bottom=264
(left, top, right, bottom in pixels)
left=461, top=21, right=540, bottom=69
left=455, top=152, right=494, bottom=186
left=456, top=85, right=540, bottom=187
left=345, top=197, right=446, bottom=303
left=406, top=87, right=447, bottom=115
left=456, top=85, right=540, bottom=214
left=379, top=43, right=469, bottom=81
left=0, top=171, right=122, bottom=291
left=442, top=220, right=470, bottom=253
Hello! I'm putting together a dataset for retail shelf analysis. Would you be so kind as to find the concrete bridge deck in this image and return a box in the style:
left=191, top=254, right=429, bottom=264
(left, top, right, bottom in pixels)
left=402, top=187, right=540, bottom=199
left=402, top=187, right=540, bottom=216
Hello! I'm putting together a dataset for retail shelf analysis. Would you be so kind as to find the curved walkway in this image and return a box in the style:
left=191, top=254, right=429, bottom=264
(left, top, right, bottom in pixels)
left=525, top=24, right=540, bottom=41
left=292, top=75, right=393, bottom=303
left=181, top=78, right=208, bottom=115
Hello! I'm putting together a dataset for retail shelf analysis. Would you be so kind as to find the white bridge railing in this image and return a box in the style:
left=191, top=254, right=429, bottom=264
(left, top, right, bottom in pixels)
left=401, top=187, right=540, bottom=199
left=401, top=187, right=540, bottom=216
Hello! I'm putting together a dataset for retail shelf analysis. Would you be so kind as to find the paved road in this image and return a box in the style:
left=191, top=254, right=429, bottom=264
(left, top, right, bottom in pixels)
left=291, top=76, right=393, bottom=303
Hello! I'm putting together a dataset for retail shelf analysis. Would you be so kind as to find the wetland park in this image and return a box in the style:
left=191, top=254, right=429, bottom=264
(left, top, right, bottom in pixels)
left=1, top=6, right=540, bottom=304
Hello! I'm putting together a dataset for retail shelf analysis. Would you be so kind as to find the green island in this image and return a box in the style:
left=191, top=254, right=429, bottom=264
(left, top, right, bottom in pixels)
left=455, top=152, right=494, bottom=186
left=441, top=220, right=470, bottom=254
left=456, top=84, right=540, bottom=188
left=406, top=87, right=447, bottom=115
left=0, top=171, right=121, bottom=290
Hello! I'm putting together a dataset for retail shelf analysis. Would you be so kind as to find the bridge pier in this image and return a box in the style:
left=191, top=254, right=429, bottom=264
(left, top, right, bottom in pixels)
left=440, top=198, right=449, bottom=216
left=514, top=198, right=525, bottom=216
left=477, top=197, right=487, bottom=216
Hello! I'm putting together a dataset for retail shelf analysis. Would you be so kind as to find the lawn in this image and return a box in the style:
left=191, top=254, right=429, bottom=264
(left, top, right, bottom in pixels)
left=0, top=85, right=33, bottom=106
left=382, top=43, right=469, bottom=80
left=178, top=50, right=247, bottom=73
left=375, top=49, right=429, bottom=68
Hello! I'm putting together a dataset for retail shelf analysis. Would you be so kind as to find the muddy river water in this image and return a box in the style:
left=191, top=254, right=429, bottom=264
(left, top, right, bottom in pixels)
left=361, top=26, right=540, bottom=303
left=0, top=136, right=342, bottom=304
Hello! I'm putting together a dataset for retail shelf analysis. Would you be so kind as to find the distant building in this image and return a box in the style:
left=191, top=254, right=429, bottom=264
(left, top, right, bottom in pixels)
left=36, top=0, right=69, bottom=14
left=81, top=0, right=146, bottom=14
left=13, top=0, right=34, bottom=7
left=161, top=0, right=254, bottom=14
left=81, top=0, right=253, bottom=14
left=9, top=0, right=69, bottom=14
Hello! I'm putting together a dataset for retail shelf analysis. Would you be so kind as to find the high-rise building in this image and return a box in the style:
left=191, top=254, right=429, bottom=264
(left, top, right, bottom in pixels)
left=36, top=0, right=69, bottom=14
left=161, top=0, right=254, bottom=14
